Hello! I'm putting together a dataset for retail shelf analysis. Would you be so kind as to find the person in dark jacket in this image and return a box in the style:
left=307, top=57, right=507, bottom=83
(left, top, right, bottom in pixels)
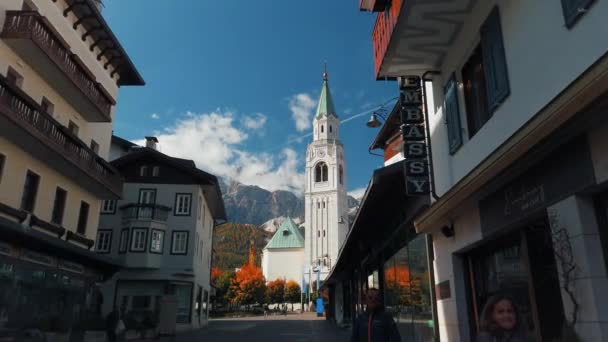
left=477, top=294, right=528, bottom=342
left=105, top=306, right=119, bottom=342
left=351, top=288, right=401, bottom=342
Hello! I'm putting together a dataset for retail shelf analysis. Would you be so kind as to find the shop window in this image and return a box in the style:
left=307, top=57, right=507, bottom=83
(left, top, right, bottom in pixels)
left=77, top=201, right=89, bottom=234
left=444, top=76, right=462, bottom=154
left=315, top=162, right=328, bottom=182
left=150, top=229, right=164, bottom=253
left=130, top=228, right=147, bottom=252
left=51, top=187, right=67, bottom=225
left=20, top=170, right=40, bottom=212
left=171, top=231, right=188, bottom=255
left=462, top=46, right=490, bottom=138
left=96, top=230, right=112, bottom=253
left=175, top=193, right=192, bottom=216
left=119, top=229, right=129, bottom=253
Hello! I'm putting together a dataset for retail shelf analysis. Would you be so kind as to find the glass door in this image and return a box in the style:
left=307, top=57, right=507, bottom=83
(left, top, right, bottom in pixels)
left=138, top=189, right=156, bottom=219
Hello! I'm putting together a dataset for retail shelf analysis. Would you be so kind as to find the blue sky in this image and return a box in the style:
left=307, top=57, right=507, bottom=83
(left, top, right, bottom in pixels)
left=105, top=0, right=396, bottom=197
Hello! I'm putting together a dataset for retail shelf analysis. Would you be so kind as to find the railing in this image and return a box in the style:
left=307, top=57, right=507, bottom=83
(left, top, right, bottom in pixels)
left=1, top=11, right=115, bottom=120
left=0, top=75, right=122, bottom=195
left=120, top=204, right=171, bottom=222
left=372, top=0, right=402, bottom=78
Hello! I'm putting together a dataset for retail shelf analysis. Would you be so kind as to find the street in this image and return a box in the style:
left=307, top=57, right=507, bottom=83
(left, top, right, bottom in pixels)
left=174, top=313, right=350, bottom=342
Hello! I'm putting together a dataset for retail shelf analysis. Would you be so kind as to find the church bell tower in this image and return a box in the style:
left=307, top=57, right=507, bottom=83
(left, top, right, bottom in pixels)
left=304, top=69, right=348, bottom=281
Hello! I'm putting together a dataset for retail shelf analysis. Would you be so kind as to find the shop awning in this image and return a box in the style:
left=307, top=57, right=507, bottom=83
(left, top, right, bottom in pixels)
left=326, top=160, right=429, bottom=284
left=0, top=216, right=122, bottom=275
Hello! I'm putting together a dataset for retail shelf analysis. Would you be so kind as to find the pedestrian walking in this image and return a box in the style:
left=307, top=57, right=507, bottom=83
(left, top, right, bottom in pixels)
left=350, top=288, right=401, bottom=342
left=105, top=306, right=122, bottom=342
left=477, top=294, right=528, bottom=342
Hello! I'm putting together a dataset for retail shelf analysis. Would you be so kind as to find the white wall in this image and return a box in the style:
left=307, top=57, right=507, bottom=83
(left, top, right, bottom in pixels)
left=262, top=247, right=305, bottom=283
left=428, top=0, right=608, bottom=196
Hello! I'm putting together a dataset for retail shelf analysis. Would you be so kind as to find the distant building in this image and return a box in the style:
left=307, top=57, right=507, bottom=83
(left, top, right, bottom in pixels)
left=0, top=0, right=142, bottom=337
left=261, top=217, right=305, bottom=283
left=98, top=136, right=226, bottom=332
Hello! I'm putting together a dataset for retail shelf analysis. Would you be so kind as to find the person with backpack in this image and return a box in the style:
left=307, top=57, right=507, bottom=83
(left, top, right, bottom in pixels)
left=351, top=288, right=401, bottom=342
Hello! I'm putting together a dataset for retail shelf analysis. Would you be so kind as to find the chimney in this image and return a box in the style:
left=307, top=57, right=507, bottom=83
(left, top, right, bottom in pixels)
left=145, top=136, right=158, bottom=150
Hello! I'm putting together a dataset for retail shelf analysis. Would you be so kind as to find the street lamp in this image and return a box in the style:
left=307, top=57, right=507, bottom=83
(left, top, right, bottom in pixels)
left=366, top=110, right=387, bottom=128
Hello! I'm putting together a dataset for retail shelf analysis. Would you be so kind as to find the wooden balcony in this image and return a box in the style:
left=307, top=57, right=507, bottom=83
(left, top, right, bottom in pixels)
left=371, top=0, right=402, bottom=79
left=0, top=11, right=116, bottom=122
left=0, top=75, right=122, bottom=198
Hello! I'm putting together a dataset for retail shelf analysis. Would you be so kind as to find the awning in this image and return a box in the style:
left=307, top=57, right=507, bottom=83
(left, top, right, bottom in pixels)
left=326, top=160, right=429, bottom=284
left=0, top=216, right=121, bottom=275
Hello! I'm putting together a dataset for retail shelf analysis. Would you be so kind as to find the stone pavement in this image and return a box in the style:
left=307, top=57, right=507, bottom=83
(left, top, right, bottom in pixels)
left=154, top=313, right=351, bottom=342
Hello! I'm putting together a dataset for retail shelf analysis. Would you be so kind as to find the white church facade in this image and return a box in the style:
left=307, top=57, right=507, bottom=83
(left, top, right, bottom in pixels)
left=261, top=71, right=349, bottom=291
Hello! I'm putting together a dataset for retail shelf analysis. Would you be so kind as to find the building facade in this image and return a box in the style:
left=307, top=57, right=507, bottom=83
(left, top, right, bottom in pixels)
left=97, top=137, right=226, bottom=333
left=0, top=0, right=142, bottom=339
left=304, top=71, right=349, bottom=285
left=352, top=0, right=608, bottom=341
left=261, top=217, right=305, bottom=284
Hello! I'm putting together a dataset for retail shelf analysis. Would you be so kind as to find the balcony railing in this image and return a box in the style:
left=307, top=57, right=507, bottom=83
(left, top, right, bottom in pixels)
left=120, top=204, right=171, bottom=222
left=371, top=0, right=402, bottom=79
left=0, top=75, right=122, bottom=196
left=0, top=11, right=115, bottom=121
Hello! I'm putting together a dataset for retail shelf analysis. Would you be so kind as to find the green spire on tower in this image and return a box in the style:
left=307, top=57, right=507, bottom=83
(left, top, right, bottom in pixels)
left=315, top=64, right=337, bottom=118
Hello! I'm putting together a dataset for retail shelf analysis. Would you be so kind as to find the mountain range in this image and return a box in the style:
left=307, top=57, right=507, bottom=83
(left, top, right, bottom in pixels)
left=220, top=179, right=360, bottom=225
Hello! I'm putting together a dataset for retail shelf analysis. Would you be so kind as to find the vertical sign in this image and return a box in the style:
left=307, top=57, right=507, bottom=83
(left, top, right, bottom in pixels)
left=400, top=76, right=431, bottom=195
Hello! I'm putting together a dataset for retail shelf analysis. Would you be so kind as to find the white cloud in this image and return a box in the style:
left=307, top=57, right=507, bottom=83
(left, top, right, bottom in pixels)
left=134, top=110, right=304, bottom=193
left=150, top=113, right=160, bottom=120
left=348, top=187, right=367, bottom=200
left=242, top=113, right=267, bottom=130
left=289, top=93, right=317, bottom=132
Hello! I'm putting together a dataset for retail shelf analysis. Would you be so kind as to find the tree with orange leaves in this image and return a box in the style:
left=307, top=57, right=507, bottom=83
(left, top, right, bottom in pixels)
left=230, top=263, right=266, bottom=307
left=211, top=267, right=223, bottom=285
left=266, top=279, right=286, bottom=305
left=285, top=280, right=301, bottom=311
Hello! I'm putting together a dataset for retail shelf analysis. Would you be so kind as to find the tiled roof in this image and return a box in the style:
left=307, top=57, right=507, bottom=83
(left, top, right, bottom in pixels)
left=264, top=217, right=304, bottom=249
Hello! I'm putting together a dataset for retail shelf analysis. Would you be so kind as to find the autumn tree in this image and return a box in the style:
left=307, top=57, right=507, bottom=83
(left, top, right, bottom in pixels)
left=285, top=280, right=301, bottom=311
left=266, top=279, right=286, bottom=305
left=211, top=267, right=223, bottom=285
left=230, top=264, right=266, bottom=308
left=214, top=270, right=235, bottom=308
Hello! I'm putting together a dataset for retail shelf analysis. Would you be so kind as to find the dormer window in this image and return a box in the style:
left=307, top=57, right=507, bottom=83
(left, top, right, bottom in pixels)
left=152, top=166, right=160, bottom=177
left=140, top=166, right=148, bottom=177
left=282, top=230, right=289, bottom=236
left=314, top=162, right=328, bottom=182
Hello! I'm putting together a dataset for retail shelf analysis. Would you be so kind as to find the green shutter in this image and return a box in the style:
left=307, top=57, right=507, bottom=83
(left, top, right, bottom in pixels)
left=561, top=0, right=594, bottom=28
left=445, top=76, right=462, bottom=154
left=481, top=6, right=510, bottom=113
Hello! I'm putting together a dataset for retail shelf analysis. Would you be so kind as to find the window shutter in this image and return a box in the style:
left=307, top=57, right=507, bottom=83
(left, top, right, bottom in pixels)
left=444, top=77, right=462, bottom=154
left=561, top=0, right=594, bottom=28
left=481, top=6, right=510, bottom=113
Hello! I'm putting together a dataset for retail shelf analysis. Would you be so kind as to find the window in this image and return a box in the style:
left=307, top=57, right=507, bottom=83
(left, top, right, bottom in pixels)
left=480, top=7, right=510, bottom=114
left=119, top=229, right=129, bottom=253
left=462, top=46, right=490, bottom=138
left=90, top=140, right=99, bottom=154
left=20, top=170, right=40, bottom=212
left=139, top=165, right=148, bottom=177
left=6, top=67, right=23, bottom=88
left=339, top=165, right=344, bottom=185
left=0, top=154, right=5, bottom=183
left=132, top=296, right=150, bottom=310
left=329, top=125, right=332, bottom=133
left=314, top=162, right=328, bottom=182
left=561, top=0, right=594, bottom=29
left=96, top=230, right=112, bottom=253
left=322, top=201, right=326, bottom=209
left=444, top=76, right=462, bottom=154
left=323, top=230, right=326, bottom=237
left=317, top=230, right=320, bottom=238
left=77, top=201, right=90, bottom=234
left=200, top=241, right=203, bottom=261
left=174, top=193, right=192, bottom=216
left=101, top=200, right=116, bottom=214
left=317, top=202, right=320, bottom=209
left=152, top=166, right=160, bottom=177
left=41, top=97, right=54, bottom=116
left=51, top=187, right=67, bottom=225
left=130, top=228, right=147, bottom=252
left=68, top=121, right=79, bottom=136
left=150, top=229, right=164, bottom=253
left=171, top=231, right=188, bottom=255
left=198, top=196, right=202, bottom=220
left=321, top=125, right=324, bottom=133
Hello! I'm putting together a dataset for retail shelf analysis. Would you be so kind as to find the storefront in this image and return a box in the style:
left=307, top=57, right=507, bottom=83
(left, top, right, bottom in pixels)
left=325, top=160, right=438, bottom=341
left=0, top=216, right=119, bottom=340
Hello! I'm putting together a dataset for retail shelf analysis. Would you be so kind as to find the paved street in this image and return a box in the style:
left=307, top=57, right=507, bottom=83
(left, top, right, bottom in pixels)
left=172, top=313, right=350, bottom=342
